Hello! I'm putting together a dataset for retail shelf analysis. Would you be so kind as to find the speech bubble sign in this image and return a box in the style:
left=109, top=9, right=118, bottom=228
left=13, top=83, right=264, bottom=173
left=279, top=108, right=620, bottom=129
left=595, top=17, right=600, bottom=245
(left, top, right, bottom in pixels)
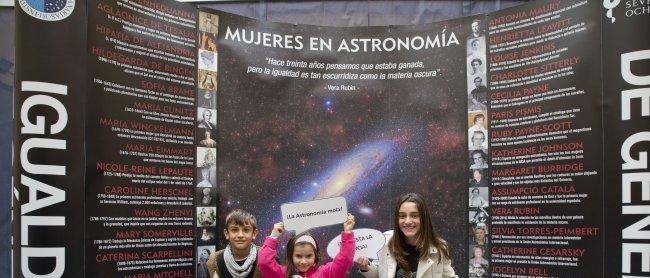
left=326, top=228, right=386, bottom=260
left=281, top=197, right=348, bottom=233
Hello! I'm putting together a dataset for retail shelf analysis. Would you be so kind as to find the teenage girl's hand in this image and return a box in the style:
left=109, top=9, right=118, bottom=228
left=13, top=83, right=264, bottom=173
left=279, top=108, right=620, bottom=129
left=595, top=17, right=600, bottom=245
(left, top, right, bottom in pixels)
left=343, top=213, right=355, bottom=232
left=270, top=222, right=284, bottom=238
left=355, top=256, right=370, bottom=272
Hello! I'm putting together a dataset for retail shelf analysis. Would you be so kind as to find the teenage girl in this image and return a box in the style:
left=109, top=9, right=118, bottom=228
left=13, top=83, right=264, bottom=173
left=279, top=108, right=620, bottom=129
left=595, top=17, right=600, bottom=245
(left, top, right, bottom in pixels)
left=356, top=193, right=457, bottom=278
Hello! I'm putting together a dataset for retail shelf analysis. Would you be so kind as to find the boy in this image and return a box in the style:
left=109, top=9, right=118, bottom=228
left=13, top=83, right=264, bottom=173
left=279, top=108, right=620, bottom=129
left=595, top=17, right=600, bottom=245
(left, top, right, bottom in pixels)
left=207, top=209, right=261, bottom=278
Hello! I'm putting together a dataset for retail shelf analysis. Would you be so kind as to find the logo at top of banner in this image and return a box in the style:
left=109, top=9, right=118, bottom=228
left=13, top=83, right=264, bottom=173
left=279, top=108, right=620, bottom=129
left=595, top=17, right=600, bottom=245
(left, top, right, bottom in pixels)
left=602, top=0, right=621, bottom=23
left=19, top=0, right=75, bottom=21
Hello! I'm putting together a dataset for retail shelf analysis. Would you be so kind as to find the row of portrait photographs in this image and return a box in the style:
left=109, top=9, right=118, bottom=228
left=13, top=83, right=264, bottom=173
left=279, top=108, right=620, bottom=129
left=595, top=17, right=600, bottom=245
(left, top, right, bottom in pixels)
left=466, top=19, right=490, bottom=278
left=470, top=225, right=489, bottom=250
left=199, top=12, right=219, bottom=34
left=197, top=166, right=217, bottom=188
left=470, top=224, right=490, bottom=263
left=467, top=112, right=488, bottom=151
left=199, top=32, right=219, bottom=72
left=197, top=207, right=217, bottom=227
left=197, top=11, right=219, bottom=277
left=198, top=245, right=216, bottom=278
left=466, top=22, right=487, bottom=113
left=468, top=207, right=489, bottom=276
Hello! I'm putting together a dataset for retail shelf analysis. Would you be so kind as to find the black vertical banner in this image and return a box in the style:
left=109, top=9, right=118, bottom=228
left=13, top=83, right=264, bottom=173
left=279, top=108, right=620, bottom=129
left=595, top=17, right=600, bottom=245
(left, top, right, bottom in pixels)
left=13, top=0, right=86, bottom=277
left=486, top=0, right=603, bottom=277
left=85, top=0, right=197, bottom=277
left=465, top=14, right=492, bottom=278
left=602, top=1, right=650, bottom=277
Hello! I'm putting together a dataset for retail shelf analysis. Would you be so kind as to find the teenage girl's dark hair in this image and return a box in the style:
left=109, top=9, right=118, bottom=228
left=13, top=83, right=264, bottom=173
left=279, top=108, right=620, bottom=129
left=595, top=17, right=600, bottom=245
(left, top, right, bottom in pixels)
left=388, top=193, right=451, bottom=269
left=284, top=232, right=320, bottom=278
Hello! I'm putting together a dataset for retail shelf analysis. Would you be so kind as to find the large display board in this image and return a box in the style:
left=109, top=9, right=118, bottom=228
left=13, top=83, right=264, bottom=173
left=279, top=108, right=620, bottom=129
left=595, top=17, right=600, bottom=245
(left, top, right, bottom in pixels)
left=12, top=0, right=649, bottom=277
left=211, top=7, right=472, bottom=273
left=485, top=1, right=603, bottom=277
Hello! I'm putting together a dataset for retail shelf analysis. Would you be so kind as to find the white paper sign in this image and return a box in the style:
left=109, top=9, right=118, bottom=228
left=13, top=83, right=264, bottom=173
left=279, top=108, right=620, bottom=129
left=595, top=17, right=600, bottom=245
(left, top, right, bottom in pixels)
left=326, top=228, right=386, bottom=260
left=281, top=197, right=348, bottom=233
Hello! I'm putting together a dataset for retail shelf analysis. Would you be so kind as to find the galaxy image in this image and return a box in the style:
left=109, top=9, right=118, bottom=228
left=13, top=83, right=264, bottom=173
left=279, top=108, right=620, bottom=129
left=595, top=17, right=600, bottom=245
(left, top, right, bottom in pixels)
left=215, top=13, right=471, bottom=274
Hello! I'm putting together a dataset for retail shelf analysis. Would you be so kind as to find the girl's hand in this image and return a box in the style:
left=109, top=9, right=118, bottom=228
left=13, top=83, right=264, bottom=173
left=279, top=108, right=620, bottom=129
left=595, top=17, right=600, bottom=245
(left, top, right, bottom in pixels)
left=355, top=256, right=370, bottom=272
left=343, top=213, right=355, bottom=232
left=270, top=222, right=284, bottom=238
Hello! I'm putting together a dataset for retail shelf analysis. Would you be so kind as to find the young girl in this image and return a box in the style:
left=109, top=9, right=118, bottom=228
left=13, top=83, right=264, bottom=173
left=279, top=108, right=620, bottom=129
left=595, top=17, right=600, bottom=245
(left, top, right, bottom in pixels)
left=258, top=214, right=356, bottom=278
left=356, top=193, right=457, bottom=278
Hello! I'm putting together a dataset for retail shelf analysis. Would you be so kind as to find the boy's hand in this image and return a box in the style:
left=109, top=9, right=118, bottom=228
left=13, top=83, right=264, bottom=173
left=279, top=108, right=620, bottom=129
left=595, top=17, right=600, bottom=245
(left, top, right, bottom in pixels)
left=270, top=222, right=284, bottom=238
left=343, top=213, right=355, bottom=232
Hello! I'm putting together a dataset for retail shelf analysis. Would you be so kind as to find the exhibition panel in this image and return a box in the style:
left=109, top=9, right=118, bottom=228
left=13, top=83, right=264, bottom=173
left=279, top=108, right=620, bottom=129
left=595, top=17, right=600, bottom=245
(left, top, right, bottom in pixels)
left=12, top=0, right=649, bottom=277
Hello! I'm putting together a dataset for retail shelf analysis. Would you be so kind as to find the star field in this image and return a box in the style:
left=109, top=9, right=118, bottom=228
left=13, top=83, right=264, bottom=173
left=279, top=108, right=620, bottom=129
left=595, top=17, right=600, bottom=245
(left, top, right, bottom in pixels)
left=214, top=15, right=472, bottom=270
